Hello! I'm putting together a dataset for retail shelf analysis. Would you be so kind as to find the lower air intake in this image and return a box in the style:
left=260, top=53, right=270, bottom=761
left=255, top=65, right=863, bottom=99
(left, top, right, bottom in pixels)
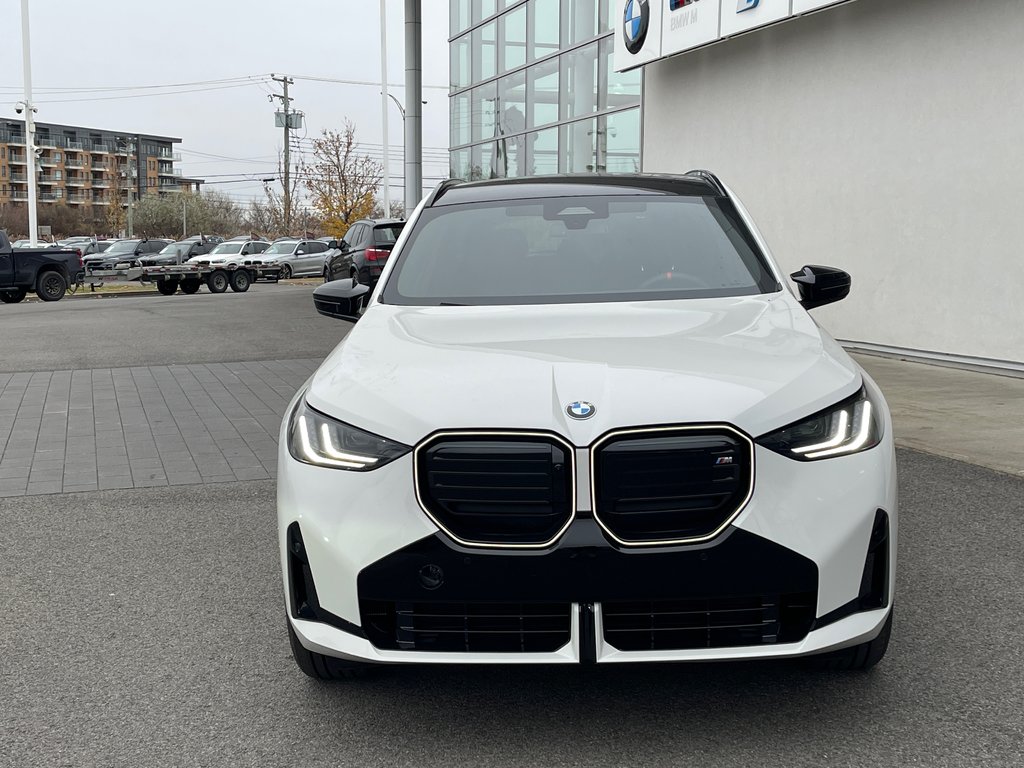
left=602, top=593, right=815, bottom=651
left=361, top=600, right=572, bottom=652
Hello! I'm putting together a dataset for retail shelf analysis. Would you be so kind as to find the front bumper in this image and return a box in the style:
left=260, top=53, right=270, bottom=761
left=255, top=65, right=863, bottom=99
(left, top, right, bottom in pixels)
left=278, top=420, right=897, bottom=665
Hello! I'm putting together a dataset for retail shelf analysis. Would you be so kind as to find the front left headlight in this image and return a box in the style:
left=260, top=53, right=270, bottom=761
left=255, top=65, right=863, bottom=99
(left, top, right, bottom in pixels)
left=287, top=398, right=410, bottom=471
left=756, top=386, right=883, bottom=460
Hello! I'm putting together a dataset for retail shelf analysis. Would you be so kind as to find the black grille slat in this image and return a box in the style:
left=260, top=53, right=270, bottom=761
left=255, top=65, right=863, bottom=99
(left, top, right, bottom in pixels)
left=602, top=594, right=814, bottom=651
left=595, top=429, right=752, bottom=543
left=362, top=600, right=572, bottom=652
left=418, top=435, right=572, bottom=545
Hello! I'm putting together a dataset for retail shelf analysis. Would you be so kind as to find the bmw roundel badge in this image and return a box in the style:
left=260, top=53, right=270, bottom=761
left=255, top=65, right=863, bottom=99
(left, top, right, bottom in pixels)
left=623, top=0, right=650, bottom=55
left=566, top=401, right=596, bottom=420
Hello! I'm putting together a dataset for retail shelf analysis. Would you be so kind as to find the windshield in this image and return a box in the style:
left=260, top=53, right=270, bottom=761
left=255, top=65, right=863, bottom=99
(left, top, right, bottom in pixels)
left=263, top=241, right=297, bottom=255
left=159, top=243, right=186, bottom=256
left=106, top=240, right=140, bottom=254
left=210, top=242, right=244, bottom=255
left=382, top=196, right=780, bottom=306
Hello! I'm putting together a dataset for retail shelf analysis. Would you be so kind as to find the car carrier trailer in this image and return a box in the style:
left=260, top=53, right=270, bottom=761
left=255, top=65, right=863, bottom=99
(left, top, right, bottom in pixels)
left=84, top=261, right=282, bottom=295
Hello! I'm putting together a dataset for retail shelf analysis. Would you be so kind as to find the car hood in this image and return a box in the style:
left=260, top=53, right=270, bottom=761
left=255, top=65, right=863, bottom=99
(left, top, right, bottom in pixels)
left=305, top=293, right=862, bottom=446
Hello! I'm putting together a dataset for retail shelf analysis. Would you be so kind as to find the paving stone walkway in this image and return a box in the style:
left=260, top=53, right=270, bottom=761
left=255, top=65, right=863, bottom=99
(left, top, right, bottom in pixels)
left=0, top=359, right=319, bottom=497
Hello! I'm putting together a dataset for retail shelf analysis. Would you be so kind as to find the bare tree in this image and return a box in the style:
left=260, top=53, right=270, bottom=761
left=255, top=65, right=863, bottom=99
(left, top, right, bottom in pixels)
left=299, top=121, right=382, bottom=237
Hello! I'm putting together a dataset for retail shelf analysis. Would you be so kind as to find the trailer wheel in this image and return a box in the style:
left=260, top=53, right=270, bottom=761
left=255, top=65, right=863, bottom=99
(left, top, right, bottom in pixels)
left=37, top=270, right=68, bottom=302
left=156, top=279, right=179, bottom=296
left=0, top=288, right=28, bottom=304
left=229, top=269, right=251, bottom=293
left=180, top=279, right=201, bottom=295
left=207, top=270, right=229, bottom=293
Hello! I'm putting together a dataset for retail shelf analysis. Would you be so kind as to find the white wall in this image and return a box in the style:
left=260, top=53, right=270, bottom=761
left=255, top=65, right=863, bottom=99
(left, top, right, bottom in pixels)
left=642, top=0, right=1024, bottom=363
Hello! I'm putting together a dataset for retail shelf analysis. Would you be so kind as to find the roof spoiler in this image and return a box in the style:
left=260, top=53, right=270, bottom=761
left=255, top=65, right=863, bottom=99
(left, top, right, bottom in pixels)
left=683, top=169, right=727, bottom=197
left=424, top=178, right=463, bottom=208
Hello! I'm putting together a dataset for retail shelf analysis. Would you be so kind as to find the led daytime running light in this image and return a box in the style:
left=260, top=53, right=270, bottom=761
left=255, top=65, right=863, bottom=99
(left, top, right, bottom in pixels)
left=805, top=401, right=873, bottom=459
left=791, top=409, right=850, bottom=455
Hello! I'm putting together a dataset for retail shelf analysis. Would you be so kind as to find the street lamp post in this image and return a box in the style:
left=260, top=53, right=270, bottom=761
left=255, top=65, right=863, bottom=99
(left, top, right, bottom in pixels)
left=19, top=0, right=39, bottom=246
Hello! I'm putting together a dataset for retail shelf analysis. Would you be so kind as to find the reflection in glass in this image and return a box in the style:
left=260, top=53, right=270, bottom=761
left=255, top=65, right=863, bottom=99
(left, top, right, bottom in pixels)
left=497, top=71, right=528, bottom=176
left=527, top=57, right=559, bottom=129
left=451, top=0, right=470, bottom=36
left=601, top=37, right=641, bottom=111
left=563, top=0, right=599, bottom=46
left=473, top=22, right=497, bottom=83
left=603, top=108, right=641, bottom=174
left=451, top=91, right=471, bottom=148
left=564, top=118, right=598, bottom=173
left=451, top=34, right=471, bottom=91
left=450, top=148, right=470, bottom=180
left=499, top=4, right=527, bottom=73
left=471, top=81, right=498, bottom=143
left=530, top=0, right=559, bottom=62
left=560, top=41, right=599, bottom=122
left=526, top=127, right=559, bottom=176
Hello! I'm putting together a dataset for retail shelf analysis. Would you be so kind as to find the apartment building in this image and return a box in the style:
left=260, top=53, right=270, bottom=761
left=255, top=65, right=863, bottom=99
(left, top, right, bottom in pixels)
left=0, top=119, right=197, bottom=215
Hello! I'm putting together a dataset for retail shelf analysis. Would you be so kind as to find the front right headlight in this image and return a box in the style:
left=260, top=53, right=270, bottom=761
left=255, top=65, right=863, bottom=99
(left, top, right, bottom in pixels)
left=287, top=398, right=409, bottom=471
left=756, top=386, right=883, bottom=461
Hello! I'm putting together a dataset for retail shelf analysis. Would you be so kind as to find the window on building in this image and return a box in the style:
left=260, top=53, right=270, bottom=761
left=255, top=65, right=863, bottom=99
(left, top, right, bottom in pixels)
left=563, top=0, right=599, bottom=46
left=530, top=0, right=560, bottom=62
left=560, top=41, right=600, bottom=121
left=498, top=4, right=527, bottom=73
left=527, top=56, right=559, bottom=129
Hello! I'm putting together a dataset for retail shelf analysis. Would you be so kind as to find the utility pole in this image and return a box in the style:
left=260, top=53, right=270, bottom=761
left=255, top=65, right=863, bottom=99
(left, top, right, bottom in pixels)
left=379, top=0, right=391, bottom=217
left=271, top=74, right=294, bottom=232
left=182, top=195, right=187, bottom=238
left=20, top=0, right=38, bottom=246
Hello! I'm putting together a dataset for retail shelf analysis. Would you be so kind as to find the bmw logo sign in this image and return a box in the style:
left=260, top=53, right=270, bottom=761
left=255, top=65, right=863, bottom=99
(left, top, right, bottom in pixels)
left=566, top=401, right=597, bottom=420
left=623, top=0, right=650, bottom=55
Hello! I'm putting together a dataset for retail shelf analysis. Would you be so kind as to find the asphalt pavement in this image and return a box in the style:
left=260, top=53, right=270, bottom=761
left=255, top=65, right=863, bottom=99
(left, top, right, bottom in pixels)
left=1, top=286, right=1022, bottom=767
left=0, top=281, right=342, bottom=371
left=2, top=451, right=1022, bottom=767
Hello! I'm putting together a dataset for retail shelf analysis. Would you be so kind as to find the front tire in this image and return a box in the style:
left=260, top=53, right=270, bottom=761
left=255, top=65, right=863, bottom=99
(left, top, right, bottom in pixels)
left=287, top=618, right=373, bottom=681
left=0, top=288, right=28, bottom=304
left=279, top=264, right=292, bottom=280
left=180, top=279, right=201, bottom=294
left=804, top=609, right=893, bottom=671
left=37, top=271, right=67, bottom=302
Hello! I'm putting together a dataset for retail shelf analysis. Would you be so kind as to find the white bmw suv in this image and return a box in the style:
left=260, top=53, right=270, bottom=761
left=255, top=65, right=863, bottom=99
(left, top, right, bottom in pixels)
left=278, top=172, right=897, bottom=679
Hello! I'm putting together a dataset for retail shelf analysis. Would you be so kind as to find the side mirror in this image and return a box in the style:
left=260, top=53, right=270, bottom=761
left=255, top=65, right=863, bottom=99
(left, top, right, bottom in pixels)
left=296, top=249, right=306, bottom=255
left=314, top=279, right=369, bottom=322
left=328, top=240, right=339, bottom=249
left=790, top=265, right=851, bottom=310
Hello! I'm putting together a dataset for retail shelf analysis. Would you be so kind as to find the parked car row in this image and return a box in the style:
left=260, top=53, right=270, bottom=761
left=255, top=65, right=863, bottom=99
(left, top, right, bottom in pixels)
left=10, top=218, right=408, bottom=287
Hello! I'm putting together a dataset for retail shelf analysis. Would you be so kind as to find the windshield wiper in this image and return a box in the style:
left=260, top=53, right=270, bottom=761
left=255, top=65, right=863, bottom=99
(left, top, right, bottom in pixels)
left=438, top=301, right=470, bottom=307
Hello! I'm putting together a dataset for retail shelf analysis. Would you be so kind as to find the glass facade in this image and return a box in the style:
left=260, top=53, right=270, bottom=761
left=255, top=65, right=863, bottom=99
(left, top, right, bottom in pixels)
left=450, top=0, right=641, bottom=181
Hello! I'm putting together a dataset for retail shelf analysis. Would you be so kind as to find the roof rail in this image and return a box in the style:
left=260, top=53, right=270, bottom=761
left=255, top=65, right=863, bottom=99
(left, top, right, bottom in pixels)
left=424, top=178, right=463, bottom=207
left=684, top=169, right=727, bottom=197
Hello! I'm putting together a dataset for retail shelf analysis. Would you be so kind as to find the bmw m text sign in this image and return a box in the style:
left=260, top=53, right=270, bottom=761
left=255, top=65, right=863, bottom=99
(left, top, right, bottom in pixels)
left=662, top=0, right=722, bottom=61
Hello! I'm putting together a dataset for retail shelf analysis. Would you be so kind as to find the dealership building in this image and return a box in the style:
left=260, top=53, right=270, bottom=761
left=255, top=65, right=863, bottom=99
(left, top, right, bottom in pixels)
left=449, top=0, right=1023, bottom=369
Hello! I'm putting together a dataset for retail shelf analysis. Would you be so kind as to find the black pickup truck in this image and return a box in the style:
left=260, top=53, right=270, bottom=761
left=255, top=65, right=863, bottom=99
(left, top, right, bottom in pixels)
left=0, top=231, right=84, bottom=303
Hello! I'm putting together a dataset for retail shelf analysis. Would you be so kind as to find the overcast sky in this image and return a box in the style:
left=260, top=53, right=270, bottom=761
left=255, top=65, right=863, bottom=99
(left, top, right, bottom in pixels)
left=0, top=0, right=451, bottom=208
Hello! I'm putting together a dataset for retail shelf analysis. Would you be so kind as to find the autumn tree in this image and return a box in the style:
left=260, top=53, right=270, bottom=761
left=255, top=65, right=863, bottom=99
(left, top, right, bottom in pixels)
left=300, top=121, right=382, bottom=237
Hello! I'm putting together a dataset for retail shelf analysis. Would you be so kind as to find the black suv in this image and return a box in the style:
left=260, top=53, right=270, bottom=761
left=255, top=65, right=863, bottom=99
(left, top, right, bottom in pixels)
left=324, top=218, right=404, bottom=287
left=138, top=238, right=216, bottom=267
left=87, top=238, right=172, bottom=271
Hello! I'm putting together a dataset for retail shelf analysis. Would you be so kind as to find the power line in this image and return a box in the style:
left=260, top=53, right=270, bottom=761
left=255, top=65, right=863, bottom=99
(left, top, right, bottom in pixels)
left=30, top=82, right=266, bottom=104
left=0, top=75, right=269, bottom=95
